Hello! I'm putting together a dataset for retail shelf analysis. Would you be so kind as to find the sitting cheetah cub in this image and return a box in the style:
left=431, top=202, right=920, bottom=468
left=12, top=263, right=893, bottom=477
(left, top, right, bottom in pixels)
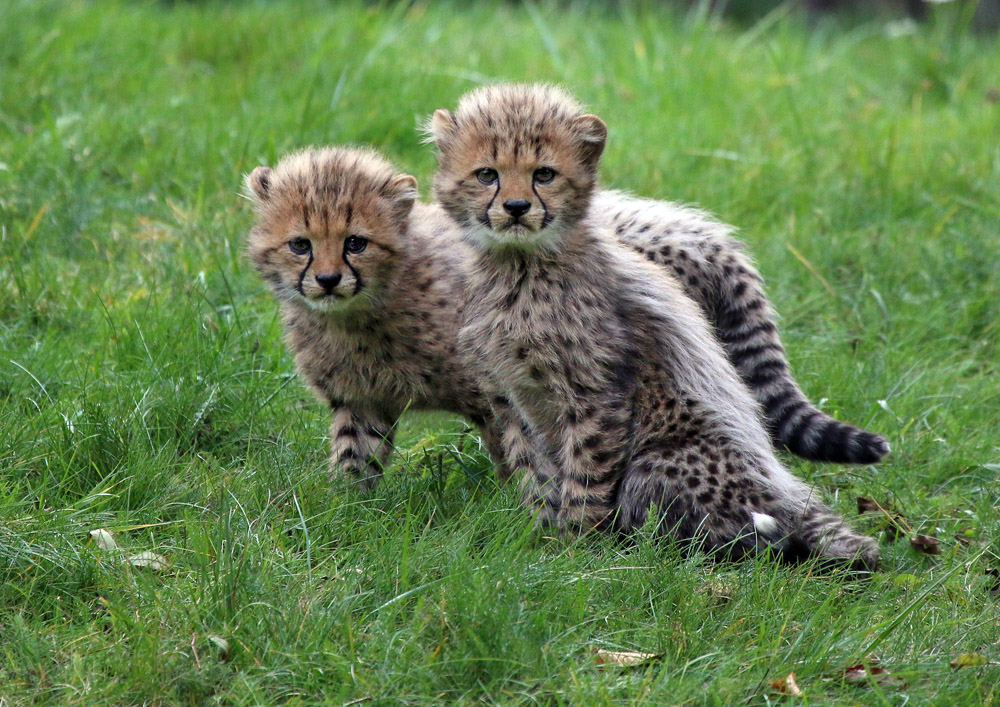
left=428, top=84, right=878, bottom=569
left=244, top=147, right=518, bottom=489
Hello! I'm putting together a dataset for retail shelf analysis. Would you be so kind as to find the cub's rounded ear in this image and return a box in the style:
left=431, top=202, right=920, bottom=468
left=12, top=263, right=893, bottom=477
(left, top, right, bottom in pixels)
left=245, top=166, right=272, bottom=204
left=387, top=174, right=419, bottom=217
left=423, top=109, right=458, bottom=148
left=573, top=114, right=608, bottom=166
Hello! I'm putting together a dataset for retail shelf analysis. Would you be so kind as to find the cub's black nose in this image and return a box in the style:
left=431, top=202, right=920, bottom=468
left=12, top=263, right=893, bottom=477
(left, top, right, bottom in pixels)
left=503, top=199, right=531, bottom=218
left=315, top=273, right=342, bottom=293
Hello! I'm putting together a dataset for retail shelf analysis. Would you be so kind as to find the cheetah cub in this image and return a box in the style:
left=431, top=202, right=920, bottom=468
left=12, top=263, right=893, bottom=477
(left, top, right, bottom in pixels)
left=430, top=120, right=888, bottom=467
left=429, top=84, right=878, bottom=570
left=244, top=147, right=518, bottom=489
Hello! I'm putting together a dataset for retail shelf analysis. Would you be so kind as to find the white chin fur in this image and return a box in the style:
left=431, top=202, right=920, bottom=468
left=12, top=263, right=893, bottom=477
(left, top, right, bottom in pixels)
left=302, top=294, right=357, bottom=314
left=463, top=221, right=565, bottom=255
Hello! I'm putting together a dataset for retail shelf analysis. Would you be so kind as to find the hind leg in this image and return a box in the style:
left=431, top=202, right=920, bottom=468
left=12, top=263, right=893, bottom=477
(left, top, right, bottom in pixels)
left=614, top=446, right=767, bottom=559
left=616, top=444, right=879, bottom=571
left=783, top=500, right=881, bottom=573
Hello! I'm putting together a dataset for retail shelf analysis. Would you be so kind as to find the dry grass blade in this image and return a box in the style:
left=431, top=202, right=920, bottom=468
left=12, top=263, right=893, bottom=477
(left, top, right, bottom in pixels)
left=593, top=648, right=661, bottom=668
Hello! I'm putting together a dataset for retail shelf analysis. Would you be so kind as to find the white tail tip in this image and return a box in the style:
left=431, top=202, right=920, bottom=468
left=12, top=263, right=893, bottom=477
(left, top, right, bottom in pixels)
left=752, top=512, right=779, bottom=537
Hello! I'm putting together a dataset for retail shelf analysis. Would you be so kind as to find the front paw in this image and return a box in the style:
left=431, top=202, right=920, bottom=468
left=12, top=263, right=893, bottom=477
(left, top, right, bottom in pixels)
left=328, top=457, right=382, bottom=493
left=528, top=499, right=563, bottom=532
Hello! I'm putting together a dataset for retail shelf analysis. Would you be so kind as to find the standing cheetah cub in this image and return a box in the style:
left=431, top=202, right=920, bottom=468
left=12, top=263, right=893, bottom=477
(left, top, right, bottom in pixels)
left=244, top=147, right=518, bottom=489
left=428, top=84, right=878, bottom=569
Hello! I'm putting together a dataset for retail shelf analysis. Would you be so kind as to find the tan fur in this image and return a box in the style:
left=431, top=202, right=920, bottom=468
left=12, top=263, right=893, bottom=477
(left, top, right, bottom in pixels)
left=430, top=84, right=878, bottom=570
left=245, top=147, right=514, bottom=489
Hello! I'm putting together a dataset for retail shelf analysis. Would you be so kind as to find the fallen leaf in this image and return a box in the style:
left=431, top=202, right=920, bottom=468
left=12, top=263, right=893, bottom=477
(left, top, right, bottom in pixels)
left=89, top=529, right=118, bottom=551
left=910, top=534, right=941, bottom=555
left=987, top=88, right=1000, bottom=104
left=843, top=663, right=907, bottom=689
left=208, top=635, right=230, bottom=660
left=857, top=497, right=880, bottom=514
left=593, top=648, right=660, bottom=667
left=986, top=568, right=1000, bottom=593
left=127, top=551, right=168, bottom=571
left=951, top=653, right=989, bottom=669
left=770, top=672, right=803, bottom=697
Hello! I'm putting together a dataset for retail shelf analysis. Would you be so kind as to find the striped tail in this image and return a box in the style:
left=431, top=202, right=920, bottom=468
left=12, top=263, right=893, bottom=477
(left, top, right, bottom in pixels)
left=595, top=192, right=889, bottom=465
left=714, top=269, right=890, bottom=465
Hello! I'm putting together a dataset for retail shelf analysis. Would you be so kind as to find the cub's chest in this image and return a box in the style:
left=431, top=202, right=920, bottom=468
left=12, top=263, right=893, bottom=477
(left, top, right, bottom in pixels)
left=472, top=275, right=613, bottom=385
left=291, top=318, right=440, bottom=402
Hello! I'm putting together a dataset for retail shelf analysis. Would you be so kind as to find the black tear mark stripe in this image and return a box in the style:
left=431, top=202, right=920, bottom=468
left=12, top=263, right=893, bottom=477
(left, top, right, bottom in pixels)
left=296, top=253, right=314, bottom=295
left=532, top=182, right=552, bottom=229
left=483, top=181, right=501, bottom=229
left=343, top=255, right=364, bottom=295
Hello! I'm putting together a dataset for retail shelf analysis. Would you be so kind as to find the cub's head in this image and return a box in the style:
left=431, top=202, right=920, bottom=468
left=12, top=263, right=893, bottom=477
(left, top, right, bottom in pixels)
left=427, top=83, right=607, bottom=254
left=244, top=147, right=418, bottom=314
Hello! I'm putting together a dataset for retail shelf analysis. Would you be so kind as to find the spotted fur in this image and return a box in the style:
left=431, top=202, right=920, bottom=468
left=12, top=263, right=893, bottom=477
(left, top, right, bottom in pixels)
left=429, top=84, right=878, bottom=570
left=428, top=115, right=887, bottom=466
left=245, top=147, right=520, bottom=489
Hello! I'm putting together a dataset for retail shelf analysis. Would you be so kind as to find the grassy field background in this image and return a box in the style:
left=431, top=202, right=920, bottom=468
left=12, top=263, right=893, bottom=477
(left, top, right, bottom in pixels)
left=2, top=1, right=999, bottom=704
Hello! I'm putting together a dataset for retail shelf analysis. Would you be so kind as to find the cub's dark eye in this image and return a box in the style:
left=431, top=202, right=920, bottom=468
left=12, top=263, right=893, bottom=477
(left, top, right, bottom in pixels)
left=288, top=237, right=311, bottom=255
left=533, top=167, right=557, bottom=184
left=344, top=235, right=368, bottom=255
left=475, top=168, right=499, bottom=185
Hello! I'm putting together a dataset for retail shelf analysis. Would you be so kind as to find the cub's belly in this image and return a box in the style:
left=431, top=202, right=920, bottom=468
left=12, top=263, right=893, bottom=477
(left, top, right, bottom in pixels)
left=309, top=354, right=486, bottom=420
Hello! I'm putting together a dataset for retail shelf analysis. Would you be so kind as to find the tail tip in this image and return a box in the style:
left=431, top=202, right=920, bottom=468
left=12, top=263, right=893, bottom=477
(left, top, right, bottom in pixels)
left=851, top=432, right=891, bottom=464
left=752, top=511, right=780, bottom=537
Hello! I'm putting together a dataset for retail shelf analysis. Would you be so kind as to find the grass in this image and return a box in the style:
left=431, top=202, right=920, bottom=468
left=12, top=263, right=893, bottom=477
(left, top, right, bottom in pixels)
left=1, top=0, right=998, bottom=703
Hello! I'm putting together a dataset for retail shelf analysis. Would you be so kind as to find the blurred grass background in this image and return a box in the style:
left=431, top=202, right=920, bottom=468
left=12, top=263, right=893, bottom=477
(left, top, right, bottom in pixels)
left=1, top=1, right=998, bottom=703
